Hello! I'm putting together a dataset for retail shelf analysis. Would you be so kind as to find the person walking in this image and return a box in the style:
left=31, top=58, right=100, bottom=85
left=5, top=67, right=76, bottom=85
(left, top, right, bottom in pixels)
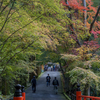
left=52, top=77, right=59, bottom=94
left=31, top=76, right=36, bottom=93
left=46, top=74, right=51, bottom=87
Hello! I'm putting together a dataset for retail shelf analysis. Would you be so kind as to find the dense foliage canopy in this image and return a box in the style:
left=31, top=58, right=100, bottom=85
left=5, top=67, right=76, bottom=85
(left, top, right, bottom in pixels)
left=0, top=0, right=100, bottom=96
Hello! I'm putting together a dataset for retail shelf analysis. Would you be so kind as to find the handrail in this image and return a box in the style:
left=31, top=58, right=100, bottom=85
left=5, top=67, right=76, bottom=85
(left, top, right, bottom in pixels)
left=79, top=95, right=100, bottom=100
left=76, top=84, right=100, bottom=100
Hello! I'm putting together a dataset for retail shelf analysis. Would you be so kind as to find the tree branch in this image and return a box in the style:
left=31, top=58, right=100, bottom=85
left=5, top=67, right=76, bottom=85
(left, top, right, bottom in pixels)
left=89, top=6, right=100, bottom=32
left=0, top=40, right=35, bottom=76
left=85, top=6, right=100, bottom=41
left=0, top=15, right=41, bottom=52
left=7, top=4, right=25, bottom=20
left=70, top=24, right=81, bottom=47
left=0, top=2, right=10, bottom=14
left=0, top=42, right=22, bottom=63
left=0, top=0, right=3, bottom=9
left=0, top=21, right=32, bottom=51
left=7, top=41, right=34, bottom=64
left=64, top=0, right=81, bottom=47
left=0, top=0, right=15, bottom=32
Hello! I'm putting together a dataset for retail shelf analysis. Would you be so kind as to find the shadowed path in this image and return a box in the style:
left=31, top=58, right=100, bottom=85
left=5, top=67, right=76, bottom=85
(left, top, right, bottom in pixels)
left=25, top=71, right=66, bottom=100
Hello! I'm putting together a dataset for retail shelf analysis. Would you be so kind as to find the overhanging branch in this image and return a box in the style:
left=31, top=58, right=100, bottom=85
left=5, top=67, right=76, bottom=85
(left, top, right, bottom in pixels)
left=0, top=0, right=3, bottom=9
left=64, top=0, right=81, bottom=47
left=0, top=0, right=16, bottom=32
left=89, top=6, right=100, bottom=32
left=0, top=2, right=10, bottom=14
left=86, top=6, right=100, bottom=41
left=0, top=15, right=41, bottom=52
left=0, top=40, right=35, bottom=76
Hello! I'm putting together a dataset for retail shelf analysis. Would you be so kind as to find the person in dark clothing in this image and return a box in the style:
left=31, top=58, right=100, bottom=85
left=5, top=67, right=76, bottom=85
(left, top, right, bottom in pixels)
left=31, top=76, right=36, bottom=93
left=52, top=77, right=59, bottom=94
left=46, top=74, right=51, bottom=87
left=52, top=77, right=59, bottom=86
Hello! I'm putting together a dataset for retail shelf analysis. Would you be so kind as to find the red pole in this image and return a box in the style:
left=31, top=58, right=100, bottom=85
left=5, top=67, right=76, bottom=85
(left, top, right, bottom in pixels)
left=21, top=86, right=25, bottom=100
left=13, top=84, right=23, bottom=100
left=76, top=83, right=81, bottom=100
left=22, top=92, right=25, bottom=100
left=76, top=91, right=81, bottom=100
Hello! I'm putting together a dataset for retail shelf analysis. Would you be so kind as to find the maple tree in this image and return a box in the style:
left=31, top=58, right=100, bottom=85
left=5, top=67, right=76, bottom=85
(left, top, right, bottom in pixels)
left=59, top=0, right=100, bottom=96
left=0, top=0, right=72, bottom=95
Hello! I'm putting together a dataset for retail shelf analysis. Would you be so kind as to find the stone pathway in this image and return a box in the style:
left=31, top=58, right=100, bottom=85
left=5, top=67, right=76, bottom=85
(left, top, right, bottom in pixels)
left=25, top=71, right=67, bottom=100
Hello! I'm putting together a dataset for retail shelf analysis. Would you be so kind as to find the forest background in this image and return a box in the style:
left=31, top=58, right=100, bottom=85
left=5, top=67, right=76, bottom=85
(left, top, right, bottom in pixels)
left=0, top=0, right=100, bottom=99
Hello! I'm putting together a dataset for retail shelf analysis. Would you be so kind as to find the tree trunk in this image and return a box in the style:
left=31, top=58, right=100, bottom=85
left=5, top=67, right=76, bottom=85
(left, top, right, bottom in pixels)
left=2, top=76, right=10, bottom=95
left=88, top=86, right=90, bottom=100
left=82, top=0, right=87, bottom=26
left=59, top=61, right=68, bottom=92
left=83, top=83, right=90, bottom=100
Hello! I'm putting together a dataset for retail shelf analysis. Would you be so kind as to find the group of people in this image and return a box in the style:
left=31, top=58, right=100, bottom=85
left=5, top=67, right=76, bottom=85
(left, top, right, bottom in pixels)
left=44, top=64, right=60, bottom=71
left=31, top=74, right=59, bottom=94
